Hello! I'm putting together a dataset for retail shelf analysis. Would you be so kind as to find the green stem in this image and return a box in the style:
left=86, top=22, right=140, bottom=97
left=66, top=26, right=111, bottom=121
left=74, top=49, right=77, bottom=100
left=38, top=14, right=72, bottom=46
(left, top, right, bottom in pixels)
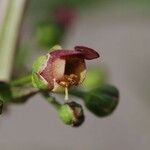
left=10, top=74, right=32, bottom=86
left=0, top=0, right=29, bottom=82
left=42, top=92, right=61, bottom=109
left=11, top=86, right=39, bottom=103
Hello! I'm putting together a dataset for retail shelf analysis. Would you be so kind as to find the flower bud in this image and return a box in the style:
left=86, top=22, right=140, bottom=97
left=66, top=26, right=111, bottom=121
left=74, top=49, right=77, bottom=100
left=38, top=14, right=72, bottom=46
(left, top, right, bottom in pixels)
left=84, top=84, right=119, bottom=117
left=58, top=101, right=84, bottom=127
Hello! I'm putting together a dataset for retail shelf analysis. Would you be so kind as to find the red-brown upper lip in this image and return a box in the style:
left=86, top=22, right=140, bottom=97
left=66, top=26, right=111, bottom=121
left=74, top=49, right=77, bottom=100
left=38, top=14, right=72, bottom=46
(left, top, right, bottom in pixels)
left=74, top=46, right=100, bottom=60
left=50, top=46, right=100, bottom=60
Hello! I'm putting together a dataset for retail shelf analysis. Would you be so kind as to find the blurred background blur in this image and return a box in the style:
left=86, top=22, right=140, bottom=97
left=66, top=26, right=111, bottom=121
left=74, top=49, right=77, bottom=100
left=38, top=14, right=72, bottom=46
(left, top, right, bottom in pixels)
left=0, top=0, right=150, bottom=150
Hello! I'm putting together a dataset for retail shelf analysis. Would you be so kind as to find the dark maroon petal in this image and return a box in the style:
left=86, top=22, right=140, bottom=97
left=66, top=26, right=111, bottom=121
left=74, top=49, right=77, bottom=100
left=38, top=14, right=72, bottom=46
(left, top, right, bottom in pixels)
left=50, top=50, right=84, bottom=59
left=74, top=46, right=100, bottom=60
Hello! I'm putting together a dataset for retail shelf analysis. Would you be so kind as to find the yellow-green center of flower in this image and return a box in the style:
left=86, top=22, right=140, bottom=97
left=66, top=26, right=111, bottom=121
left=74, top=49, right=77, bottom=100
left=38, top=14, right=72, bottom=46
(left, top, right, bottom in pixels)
left=58, top=74, right=79, bottom=87
left=56, top=74, right=79, bottom=101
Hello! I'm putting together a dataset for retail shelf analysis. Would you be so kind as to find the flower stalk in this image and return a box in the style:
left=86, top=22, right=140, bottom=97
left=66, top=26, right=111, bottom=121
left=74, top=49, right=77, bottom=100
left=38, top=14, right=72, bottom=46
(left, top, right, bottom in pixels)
left=10, top=74, right=32, bottom=86
left=42, top=92, right=61, bottom=109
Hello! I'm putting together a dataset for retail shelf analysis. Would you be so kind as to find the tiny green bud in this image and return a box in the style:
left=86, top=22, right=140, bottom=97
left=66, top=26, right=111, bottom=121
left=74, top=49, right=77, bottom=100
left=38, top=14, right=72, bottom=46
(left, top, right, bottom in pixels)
left=58, top=101, right=84, bottom=127
left=84, top=84, right=119, bottom=117
left=32, top=55, right=49, bottom=90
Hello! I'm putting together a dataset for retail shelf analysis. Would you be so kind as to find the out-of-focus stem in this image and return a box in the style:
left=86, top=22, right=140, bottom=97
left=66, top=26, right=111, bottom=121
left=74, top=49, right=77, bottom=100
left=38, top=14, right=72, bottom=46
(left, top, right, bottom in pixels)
left=10, top=74, right=32, bottom=86
left=42, top=92, right=61, bottom=109
left=0, top=0, right=29, bottom=82
left=11, top=86, right=39, bottom=103
left=0, top=0, right=9, bottom=28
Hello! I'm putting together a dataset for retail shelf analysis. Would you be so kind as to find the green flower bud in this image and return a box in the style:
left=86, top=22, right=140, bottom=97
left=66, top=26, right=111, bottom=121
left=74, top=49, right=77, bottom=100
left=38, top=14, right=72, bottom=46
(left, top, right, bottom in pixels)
left=84, top=84, right=119, bottom=117
left=32, top=55, right=49, bottom=90
left=58, top=101, right=84, bottom=127
left=93, top=84, right=119, bottom=98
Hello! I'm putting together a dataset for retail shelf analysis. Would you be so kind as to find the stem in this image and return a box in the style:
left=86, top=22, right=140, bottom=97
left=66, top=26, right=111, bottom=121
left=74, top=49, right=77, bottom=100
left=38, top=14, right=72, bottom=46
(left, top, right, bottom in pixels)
left=0, top=0, right=29, bottom=82
left=10, top=74, right=32, bottom=86
left=11, top=86, right=39, bottom=103
left=42, top=92, right=61, bottom=109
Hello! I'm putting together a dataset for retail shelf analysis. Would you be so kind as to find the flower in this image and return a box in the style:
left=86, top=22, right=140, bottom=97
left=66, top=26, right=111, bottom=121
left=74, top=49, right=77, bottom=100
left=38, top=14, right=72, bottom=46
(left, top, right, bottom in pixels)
left=32, top=45, right=99, bottom=92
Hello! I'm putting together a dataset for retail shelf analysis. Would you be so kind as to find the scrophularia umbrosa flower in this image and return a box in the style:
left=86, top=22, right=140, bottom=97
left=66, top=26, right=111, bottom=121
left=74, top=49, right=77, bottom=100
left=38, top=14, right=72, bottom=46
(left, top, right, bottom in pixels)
left=32, top=45, right=99, bottom=99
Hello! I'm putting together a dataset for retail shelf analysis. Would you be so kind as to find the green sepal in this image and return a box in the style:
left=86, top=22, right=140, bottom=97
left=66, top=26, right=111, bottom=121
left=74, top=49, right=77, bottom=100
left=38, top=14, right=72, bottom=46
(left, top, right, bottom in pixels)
left=32, top=55, right=49, bottom=90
